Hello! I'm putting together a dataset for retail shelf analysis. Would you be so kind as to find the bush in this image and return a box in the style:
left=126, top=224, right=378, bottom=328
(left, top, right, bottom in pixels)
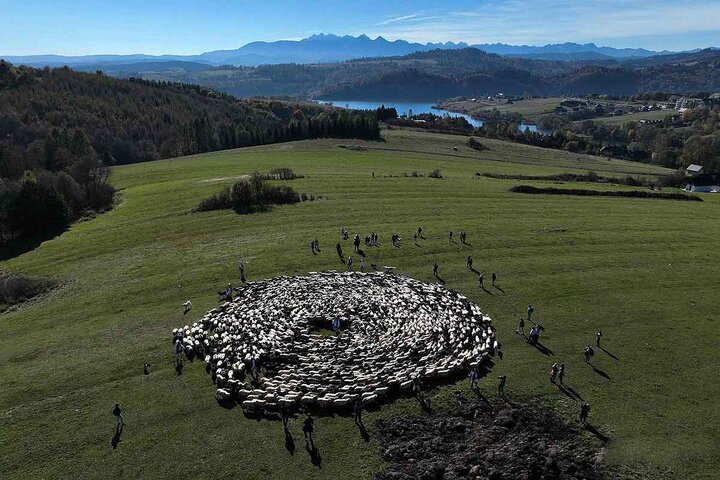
left=428, top=169, right=443, bottom=179
left=467, top=137, right=484, bottom=151
left=0, top=275, right=58, bottom=311
left=268, top=167, right=302, bottom=180
left=195, top=174, right=303, bottom=214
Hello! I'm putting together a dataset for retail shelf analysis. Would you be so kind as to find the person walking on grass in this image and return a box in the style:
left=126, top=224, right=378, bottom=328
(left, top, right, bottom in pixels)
left=491, top=272, right=497, bottom=287
left=303, top=415, right=315, bottom=443
left=354, top=399, right=363, bottom=426
left=448, top=231, right=454, bottom=243
left=432, top=261, right=438, bottom=278
left=596, top=330, right=603, bottom=347
left=413, top=233, right=418, bottom=246
left=466, top=255, right=473, bottom=271
left=550, top=363, right=559, bottom=384
left=469, top=366, right=479, bottom=389
left=360, top=258, right=365, bottom=272
left=580, top=402, right=591, bottom=425
left=347, top=256, right=353, bottom=271
left=558, top=363, right=565, bottom=385
left=113, top=403, right=124, bottom=430
left=239, top=261, right=246, bottom=283
left=517, top=317, right=525, bottom=336
left=417, top=226, right=423, bottom=239
left=584, top=345, right=594, bottom=364
left=527, top=305, right=534, bottom=321
left=478, top=273, right=485, bottom=290
left=174, top=339, right=185, bottom=362
left=498, top=375, right=507, bottom=397
left=281, top=405, right=290, bottom=433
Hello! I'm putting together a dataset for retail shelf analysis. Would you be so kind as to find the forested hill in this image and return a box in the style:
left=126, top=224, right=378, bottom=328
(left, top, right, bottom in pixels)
left=133, top=48, right=720, bottom=100
left=0, top=61, right=379, bottom=167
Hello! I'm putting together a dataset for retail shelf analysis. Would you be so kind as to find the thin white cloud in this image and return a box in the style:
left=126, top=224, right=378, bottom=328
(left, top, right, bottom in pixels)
left=363, top=0, right=720, bottom=46
left=376, top=14, right=419, bottom=26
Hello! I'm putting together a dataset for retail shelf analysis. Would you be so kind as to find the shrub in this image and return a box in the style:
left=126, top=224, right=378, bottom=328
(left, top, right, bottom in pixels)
left=428, top=169, right=443, bottom=179
left=0, top=275, right=58, bottom=311
left=467, top=137, right=484, bottom=151
left=195, top=175, right=303, bottom=214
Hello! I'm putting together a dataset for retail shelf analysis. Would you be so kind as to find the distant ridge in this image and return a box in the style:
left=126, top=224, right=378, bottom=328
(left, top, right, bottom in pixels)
left=2, top=34, right=686, bottom=68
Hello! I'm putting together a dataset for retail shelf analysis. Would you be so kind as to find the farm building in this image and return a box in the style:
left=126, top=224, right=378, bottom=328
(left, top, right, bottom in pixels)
left=686, top=164, right=703, bottom=176
left=685, top=174, right=720, bottom=193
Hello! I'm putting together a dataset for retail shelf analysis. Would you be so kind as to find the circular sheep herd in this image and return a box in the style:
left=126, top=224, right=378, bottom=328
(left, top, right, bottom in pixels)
left=172, top=271, right=498, bottom=413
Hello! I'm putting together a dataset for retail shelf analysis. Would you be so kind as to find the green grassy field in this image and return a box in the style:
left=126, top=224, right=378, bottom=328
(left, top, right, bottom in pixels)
left=1, top=129, right=718, bottom=479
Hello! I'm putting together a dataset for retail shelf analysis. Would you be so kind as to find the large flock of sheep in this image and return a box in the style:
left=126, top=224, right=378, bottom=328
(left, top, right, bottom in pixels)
left=172, top=271, right=497, bottom=413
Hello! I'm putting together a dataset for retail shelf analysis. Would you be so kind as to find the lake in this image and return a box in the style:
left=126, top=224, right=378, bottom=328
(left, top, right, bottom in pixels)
left=318, top=100, right=543, bottom=133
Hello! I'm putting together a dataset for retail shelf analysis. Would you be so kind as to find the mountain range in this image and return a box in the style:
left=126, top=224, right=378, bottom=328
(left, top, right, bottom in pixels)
left=1, top=34, right=685, bottom=68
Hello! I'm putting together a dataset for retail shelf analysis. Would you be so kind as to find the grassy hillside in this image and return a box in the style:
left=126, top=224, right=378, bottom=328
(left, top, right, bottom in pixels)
left=1, top=129, right=718, bottom=479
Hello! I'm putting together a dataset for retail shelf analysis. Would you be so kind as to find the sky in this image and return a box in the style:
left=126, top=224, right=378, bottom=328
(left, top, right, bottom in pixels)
left=1, top=0, right=718, bottom=56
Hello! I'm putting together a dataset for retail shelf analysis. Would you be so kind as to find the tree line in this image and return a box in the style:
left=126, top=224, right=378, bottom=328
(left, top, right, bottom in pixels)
left=0, top=61, right=379, bottom=247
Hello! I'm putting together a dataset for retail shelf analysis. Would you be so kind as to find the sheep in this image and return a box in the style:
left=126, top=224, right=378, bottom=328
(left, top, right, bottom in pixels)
left=172, top=271, right=496, bottom=412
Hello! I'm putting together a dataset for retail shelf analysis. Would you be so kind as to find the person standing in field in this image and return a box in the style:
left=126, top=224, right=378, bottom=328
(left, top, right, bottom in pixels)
left=558, top=363, right=565, bottom=385
left=596, top=330, right=603, bottom=347
left=347, top=256, right=353, bottom=271
left=360, top=258, right=365, bottom=272
left=417, top=226, right=423, bottom=238
left=413, top=233, right=418, bottom=246
left=113, top=403, right=124, bottom=431
left=448, top=231, right=454, bottom=243
left=469, top=366, right=479, bottom=389
left=498, top=375, right=507, bottom=397
left=432, top=261, right=438, bottom=278
left=517, top=317, right=525, bottom=336
left=584, top=345, right=594, bottom=363
left=580, top=402, right=591, bottom=425
left=527, top=305, right=534, bottom=321
left=478, top=273, right=484, bottom=289
left=239, top=261, right=246, bottom=283
left=550, top=363, right=558, bottom=383
left=491, top=272, right=497, bottom=287
left=466, top=255, right=473, bottom=271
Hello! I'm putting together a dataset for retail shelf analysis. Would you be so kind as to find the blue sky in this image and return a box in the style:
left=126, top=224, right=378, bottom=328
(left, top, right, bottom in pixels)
left=1, top=0, right=718, bottom=55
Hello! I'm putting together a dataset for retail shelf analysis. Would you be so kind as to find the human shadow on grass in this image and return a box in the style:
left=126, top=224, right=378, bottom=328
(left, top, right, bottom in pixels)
left=591, top=364, right=611, bottom=380
left=480, top=286, right=493, bottom=295
left=599, top=346, right=620, bottom=361
left=356, top=248, right=366, bottom=257
left=434, top=275, right=446, bottom=285
left=175, top=360, right=184, bottom=375
left=356, top=420, right=370, bottom=442
left=284, top=430, right=296, bottom=455
left=493, top=285, right=505, bottom=294
left=111, top=425, right=123, bottom=450
left=470, top=385, right=492, bottom=407
left=305, top=440, right=322, bottom=468
left=470, top=267, right=480, bottom=275
left=531, top=341, right=554, bottom=356
left=584, top=423, right=610, bottom=444
left=558, top=383, right=583, bottom=401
